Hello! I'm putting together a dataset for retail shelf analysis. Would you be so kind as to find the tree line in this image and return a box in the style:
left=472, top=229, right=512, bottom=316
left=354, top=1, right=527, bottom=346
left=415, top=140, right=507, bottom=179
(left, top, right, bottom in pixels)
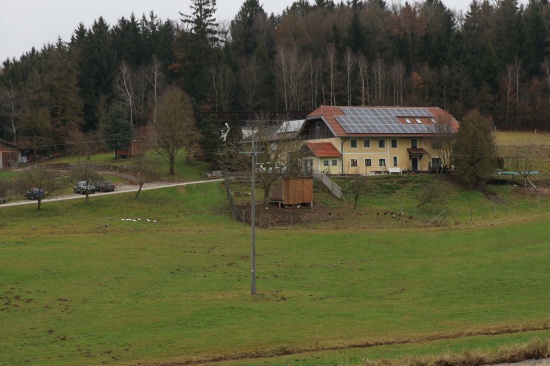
left=1, top=0, right=549, bottom=159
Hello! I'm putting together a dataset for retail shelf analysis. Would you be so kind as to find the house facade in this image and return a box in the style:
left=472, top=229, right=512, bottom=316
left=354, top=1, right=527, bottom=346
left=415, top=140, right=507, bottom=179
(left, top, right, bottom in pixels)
left=0, top=139, right=22, bottom=169
left=299, top=106, right=459, bottom=175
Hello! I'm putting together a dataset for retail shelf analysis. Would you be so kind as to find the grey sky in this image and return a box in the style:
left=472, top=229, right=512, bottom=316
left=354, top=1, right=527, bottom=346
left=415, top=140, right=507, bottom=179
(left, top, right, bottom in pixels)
left=1, top=0, right=477, bottom=63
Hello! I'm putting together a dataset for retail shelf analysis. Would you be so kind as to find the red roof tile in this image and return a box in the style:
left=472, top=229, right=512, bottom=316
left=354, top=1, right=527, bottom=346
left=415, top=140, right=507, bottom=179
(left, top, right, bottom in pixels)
left=305, top=142, right=341, bottom=158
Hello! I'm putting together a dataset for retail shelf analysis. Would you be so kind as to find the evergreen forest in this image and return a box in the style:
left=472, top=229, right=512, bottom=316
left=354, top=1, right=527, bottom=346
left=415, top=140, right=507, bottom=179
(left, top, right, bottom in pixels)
left=1, top=0, right=549, bottom=158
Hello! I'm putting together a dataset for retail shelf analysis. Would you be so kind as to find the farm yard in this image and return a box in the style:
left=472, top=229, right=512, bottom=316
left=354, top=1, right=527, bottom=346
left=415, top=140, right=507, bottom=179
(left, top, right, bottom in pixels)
left=0, top=131, right=549, bottom=366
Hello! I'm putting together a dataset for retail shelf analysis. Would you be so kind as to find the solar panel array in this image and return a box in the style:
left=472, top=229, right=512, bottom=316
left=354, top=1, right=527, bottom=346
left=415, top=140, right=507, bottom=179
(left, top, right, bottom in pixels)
left=336, top=107, right=435, bottom=134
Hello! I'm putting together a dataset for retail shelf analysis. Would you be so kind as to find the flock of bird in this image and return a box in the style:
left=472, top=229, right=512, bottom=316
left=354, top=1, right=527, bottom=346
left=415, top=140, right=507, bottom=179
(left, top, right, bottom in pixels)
left=377, top=211, right=413, bottom=222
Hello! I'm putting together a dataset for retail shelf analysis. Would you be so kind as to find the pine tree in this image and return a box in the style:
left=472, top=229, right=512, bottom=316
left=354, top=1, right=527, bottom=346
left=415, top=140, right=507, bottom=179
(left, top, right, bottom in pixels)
left=177, top=0, right=219, bottom=102
left=102, top=103, right=133, bottom=157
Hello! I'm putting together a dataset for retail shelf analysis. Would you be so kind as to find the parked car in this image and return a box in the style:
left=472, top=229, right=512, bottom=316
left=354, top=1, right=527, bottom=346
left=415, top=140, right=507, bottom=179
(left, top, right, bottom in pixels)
left=25, top=188, right=45, bottom=200
left=95, top=180, right=115, bottom=192
left=74, top=181, right=95, bottom=194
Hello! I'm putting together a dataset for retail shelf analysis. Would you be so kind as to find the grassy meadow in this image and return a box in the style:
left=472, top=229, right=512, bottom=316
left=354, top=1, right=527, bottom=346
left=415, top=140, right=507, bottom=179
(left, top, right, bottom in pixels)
left=1, top=131, right=549, bottom=365
left=1, top=179, right=549, bottom=366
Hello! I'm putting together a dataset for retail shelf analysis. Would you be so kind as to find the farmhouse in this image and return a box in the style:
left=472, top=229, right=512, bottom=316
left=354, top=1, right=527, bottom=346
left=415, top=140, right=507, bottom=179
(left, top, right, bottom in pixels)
left=0, top=139, right=22, bottom=169
left=298, top=106, right=459, bottom=175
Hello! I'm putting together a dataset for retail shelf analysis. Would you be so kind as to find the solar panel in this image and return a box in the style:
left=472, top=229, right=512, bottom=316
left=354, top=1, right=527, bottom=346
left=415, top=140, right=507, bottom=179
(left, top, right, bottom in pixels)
left=338, top=107, right=434, bottom=134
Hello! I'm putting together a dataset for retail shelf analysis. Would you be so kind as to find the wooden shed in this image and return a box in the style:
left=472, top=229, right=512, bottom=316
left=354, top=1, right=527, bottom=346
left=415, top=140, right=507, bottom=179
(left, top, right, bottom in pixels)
left=0, top=139, right=21, bottom=169
left=270, top=177, right=313, bottom=207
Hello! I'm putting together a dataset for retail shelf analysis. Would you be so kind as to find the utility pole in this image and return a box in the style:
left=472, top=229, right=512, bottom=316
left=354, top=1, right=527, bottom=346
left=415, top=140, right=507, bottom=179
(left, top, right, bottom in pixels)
left=241, top=128, right=261, bottom=295
left=250, top=130, right=257, bottom=295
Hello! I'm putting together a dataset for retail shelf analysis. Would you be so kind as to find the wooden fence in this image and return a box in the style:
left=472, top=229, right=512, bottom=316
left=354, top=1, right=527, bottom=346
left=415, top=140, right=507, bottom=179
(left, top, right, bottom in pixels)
left=313, top=171, right=345, bottom=201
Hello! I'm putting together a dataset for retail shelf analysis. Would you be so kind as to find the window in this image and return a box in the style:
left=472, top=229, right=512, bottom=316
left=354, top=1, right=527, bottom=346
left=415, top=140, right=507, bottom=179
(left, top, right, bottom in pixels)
left=432, top=158, right=442, bottom=167
left=391, top=139, right=398, bottom=148
left=331, top=160, right=337, bottom=166
left=393, top=157, right=398, bottom=166
left=350, top=159, right=358, bottom=166
left=350, top=139, right=358, bottom=148
left=379, top=159, right=386, bottom=167
left=431, top=138, right=442, bottom=149
left=363, top=139, right=371, bottom=148
left=411, top=139, right=418, bottom=148
left=405, top=118, right=412, bottom=124
left=323, top=160, right=329, bottom=166
left=431, top=118, right=438, bottom=124
left=365, top=159, right=372, bottom=166
left=379, top=139, right=385, bottom=148
left=415, top=118, right=423, bottom=124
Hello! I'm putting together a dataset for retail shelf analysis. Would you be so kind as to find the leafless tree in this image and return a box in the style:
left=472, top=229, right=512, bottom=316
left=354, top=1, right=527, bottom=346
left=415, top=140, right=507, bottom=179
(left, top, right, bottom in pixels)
left=17, top=165, right=65, bottom=210
left=130, top=155, right=162, bottom=199
left=429, top=111, right=456, bottom=173
left=417, top=182, right=449, bottom=208
left=116, top=61, right=136, bottom=128
left=68, top=163, right=103, bottom=204
left=210, top=62, right=235, bottom=111
left=357, top=55, right=369, bottom=106
left=348, top=177, right=371, bottom=210
left=372, top=58, right=385, bottom=104
left=146, top=58, right=165, bottom=124
left=154, top=85, right=201, bottom=175
left=220, top=113, right=307, bottom=204
left=0, top=78, right=18, bottom=143
left=391, top=61, right=405, bottom=105
left=344, top=48, right=354, bottom=107
left=276, top=45, right=307, bottom=111
left=238, top=56, right=261, bottom=111
left=66, top=128, right=97, bottom=163
left=508, top=147, right=541, bottom=189
left=326, top=43, right=336, bottom=106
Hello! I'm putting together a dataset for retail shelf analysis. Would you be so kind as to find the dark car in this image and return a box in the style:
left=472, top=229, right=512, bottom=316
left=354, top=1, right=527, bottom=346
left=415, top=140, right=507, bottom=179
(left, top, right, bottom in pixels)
left=25, top=188, right=45, bottom=200
left=74, top=181, right=95, bottom=194
left=95, top=180, right=116, bottom=192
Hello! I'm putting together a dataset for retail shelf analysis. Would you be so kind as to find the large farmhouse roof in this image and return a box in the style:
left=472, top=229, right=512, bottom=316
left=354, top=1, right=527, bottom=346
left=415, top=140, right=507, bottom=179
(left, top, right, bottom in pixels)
left=306, top=106, right=459, bottom=137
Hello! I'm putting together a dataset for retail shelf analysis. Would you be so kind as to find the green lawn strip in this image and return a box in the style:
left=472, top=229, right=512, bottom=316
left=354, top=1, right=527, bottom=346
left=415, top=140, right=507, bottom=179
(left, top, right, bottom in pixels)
left=1, top=206, right=549, bottom=365
left=210, top=332, right=550, bottom=366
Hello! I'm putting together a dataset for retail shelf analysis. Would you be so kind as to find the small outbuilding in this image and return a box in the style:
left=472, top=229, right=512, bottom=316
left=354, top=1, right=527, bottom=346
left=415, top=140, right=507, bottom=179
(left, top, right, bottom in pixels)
left=270, top=177, right=313, bottom=208
left=0, top=139, right=21, bottom=169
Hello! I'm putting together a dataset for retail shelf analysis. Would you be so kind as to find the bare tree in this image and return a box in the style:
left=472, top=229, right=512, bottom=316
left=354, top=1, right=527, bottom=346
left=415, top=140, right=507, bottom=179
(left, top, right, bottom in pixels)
left=146, top=58, right=164, bottom=124
left=210, top=62, right=235, bottom=111
left=390, top=61, right=405, bottom=105
left=429, top=111, right=456, bottom=172
left=348, top=177, right=371, bottom=210
left=253, top=119, right=308, bottom=204
left=416, top=182, right=449, bottom=209
left=276, top=45, right=307, bottom=111
left=69, top=163, right=102, bottom=204
left=154, top=85, right=201, bottom=175
left=130, top=155, right=162, bottom=199
left=17, top=166, right=64, bottom=210
left=357, top=55, right=369, bottom=106
left=344, top=48, right=354, bottom=106
left=0, top=78, right=18, bottom=143
left=326, top=43, right=336, bottom=106
left=116, top=61, right=136, bottom=128
left=238, top=56, right=261, bottom=111
left=508, top=147, right=541, bottom=189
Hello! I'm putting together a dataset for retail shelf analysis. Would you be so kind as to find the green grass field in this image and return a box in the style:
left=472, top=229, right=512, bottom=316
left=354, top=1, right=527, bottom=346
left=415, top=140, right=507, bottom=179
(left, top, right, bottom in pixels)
left=1, top=182, right=549, bottom=366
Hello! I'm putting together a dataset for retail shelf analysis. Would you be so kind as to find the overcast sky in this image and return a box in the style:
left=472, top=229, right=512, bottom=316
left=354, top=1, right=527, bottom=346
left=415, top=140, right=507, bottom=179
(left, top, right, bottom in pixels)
left=1, top=0, right=479, bottom=63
